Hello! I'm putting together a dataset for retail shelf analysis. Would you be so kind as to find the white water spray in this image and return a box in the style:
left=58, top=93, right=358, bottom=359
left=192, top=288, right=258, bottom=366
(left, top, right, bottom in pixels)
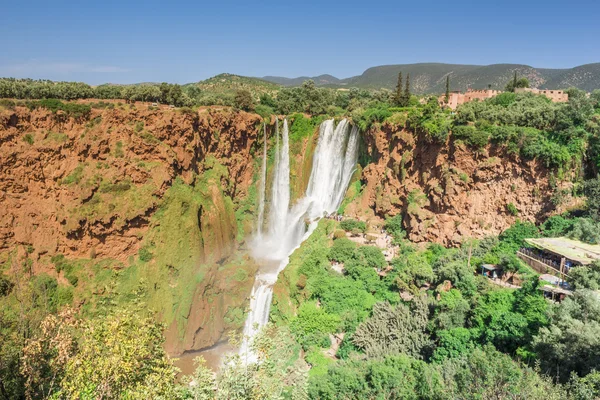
left=240, top=118, right=359, bottom=361
left=256, top=123, right=268, bottom=238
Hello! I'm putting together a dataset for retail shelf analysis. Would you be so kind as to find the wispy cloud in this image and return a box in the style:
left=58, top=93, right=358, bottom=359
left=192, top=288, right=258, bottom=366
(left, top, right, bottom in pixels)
left=0, top=60, right=130, bottom=77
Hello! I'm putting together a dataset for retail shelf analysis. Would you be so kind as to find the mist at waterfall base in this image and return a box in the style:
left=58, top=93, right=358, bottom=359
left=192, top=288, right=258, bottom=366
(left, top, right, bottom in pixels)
left=239, top=118, right=359, bottom=362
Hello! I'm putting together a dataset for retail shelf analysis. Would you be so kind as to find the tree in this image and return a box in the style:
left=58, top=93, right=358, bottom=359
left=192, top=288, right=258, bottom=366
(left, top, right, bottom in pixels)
left=203, top=325, right=308, bottom=400
left=402, top=73, right=411, bottom=106
left=569, top=261, right=600, bottom=290
left=353, top=298, right=432, bottom=359
left=584, top=178, right=600, bottom=220
left=440, top=345, right=566, bottom=399
left=57, top=309, right=179, bottom=399
left=328, top=237, right=356, bottom=263
left=445, top=76, right=450, bottom=104
left=233, top=89, right=255, bottom=112
left=568, top=218, right=600, bottom=244
left=505, top=72, right=530, bottom=92
left=533, top=290, right=600, bottom=382
left=393, top=72, right=403, bottom=106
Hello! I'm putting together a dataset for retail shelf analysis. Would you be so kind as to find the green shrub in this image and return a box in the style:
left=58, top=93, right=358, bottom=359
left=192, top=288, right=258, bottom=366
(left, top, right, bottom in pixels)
left=352, top=103, right=392, bottom=131
left=328, top=238, right=356, bottom=263
left=384, top=214, right=406, bottom=244
left=355, top=246, right=386, bottom=269
left=139, top=247, right=153, bottom=262
left=0, top=99, right=16, bottom=109
left=61, top=164, right=84, bottom=185
left=452, top=125, right=489, bottom=149
left=254, top=104, right=274, bottom=119
left=114, top=141, right=124, bottom=158
left=22, top=133, right=34, bottom=145
left=134, top=121, right=144, bottom=133
left=506, top=202, right=519, bottom=216
left=333, top=229, right=346, bottom=239
left=340, top=219, right=367, bottom=233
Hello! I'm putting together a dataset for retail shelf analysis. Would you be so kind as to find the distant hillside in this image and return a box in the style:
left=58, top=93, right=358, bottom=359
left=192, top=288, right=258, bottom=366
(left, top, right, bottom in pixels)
left=262, top=74, right=341, bottom=87
left=261, top=63, right=600, bottom=93
left=188, top=73, right=281, bottom=96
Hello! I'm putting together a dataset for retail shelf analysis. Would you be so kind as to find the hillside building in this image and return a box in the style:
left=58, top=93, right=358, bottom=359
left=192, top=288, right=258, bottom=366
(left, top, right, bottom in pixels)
left=514, top=88, right=569, bottom=102
left=440, top=89, right=501, bottom=110
left=440, top=87, right=569, bottom=110
left=517, top=237, right=600, bottom=280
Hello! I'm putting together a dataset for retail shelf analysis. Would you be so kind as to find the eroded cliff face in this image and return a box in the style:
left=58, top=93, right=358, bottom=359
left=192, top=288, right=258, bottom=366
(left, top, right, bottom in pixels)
left=347, top=122, right=570, bottom=245
left=0, top=104, right=262, bottom=354
left=0, top=106, right=260, bottom=261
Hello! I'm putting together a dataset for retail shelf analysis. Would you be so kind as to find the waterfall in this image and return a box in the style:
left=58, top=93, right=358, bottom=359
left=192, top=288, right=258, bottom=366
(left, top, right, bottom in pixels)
left=269, top=119, right=290, bottom=240
left=256, top=123, right=268, bottom=238
left=241, top=118, right=359, bottom=362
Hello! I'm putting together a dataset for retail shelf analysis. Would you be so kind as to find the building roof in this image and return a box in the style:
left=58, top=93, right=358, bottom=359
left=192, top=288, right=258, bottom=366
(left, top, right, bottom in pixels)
left=539, top=274, right=560, bottom=285
left=539, top=284, right=573, bottom=296
left=525, top=237, right=600, bottom=265
left=481, top=264, right=500, bottom=271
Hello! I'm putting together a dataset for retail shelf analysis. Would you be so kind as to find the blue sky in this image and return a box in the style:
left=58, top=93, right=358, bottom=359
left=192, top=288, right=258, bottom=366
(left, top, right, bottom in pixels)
left=1, top=0, right=598, bottom=84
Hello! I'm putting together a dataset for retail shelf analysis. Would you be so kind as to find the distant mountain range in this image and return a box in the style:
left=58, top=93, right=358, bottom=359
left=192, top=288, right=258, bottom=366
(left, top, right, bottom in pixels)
left=261, top=63, right=600, bottom=93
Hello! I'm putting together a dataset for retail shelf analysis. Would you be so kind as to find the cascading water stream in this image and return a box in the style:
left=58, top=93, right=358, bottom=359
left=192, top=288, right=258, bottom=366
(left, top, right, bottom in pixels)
left=256, top=123, right=268, bottom=238
left=240, top=118, right=359, bottom=362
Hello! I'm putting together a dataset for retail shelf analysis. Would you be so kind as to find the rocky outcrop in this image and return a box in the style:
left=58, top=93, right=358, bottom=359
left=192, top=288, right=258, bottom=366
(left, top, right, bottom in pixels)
left=0, top=105, right=261, bottom=262
left=0, top=104, right=265, bottom=355
left=350, top=122, right=570, bottom=245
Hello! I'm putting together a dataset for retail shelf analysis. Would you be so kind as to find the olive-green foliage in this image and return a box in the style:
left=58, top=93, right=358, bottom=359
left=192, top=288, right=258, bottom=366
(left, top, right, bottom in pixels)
left=452, top=124, right=490, bottom=149
left=0, top=78, right=196, bottom=106
left=290, top=302, right=341, bottom=350
left=233, top=89, right=255, bottom=111
left=351, top=103, right=392, bottom=131
left=567, top=370, right=600, bottom=400
left=353, top=298, right=432, bottom=359
left=309, top=345, right=565, bottom=400
left=57, top=308, right=179, bottom=399
left=431, top=289, right=470, bottom=332
left=22, top=133, right=34, bottom=144
left=496, top=220, right=539, bottom=254
left=533, top=290, right=600, bottom=382
left=276, top=80, right=335, bottom=115
left=407, top=97, right=452, bottom=144
left=25, top=98, right=91, bottom=118
left=569, top=262, right=600, bottom=290
left=138, top=247, right=153, bottom=262
left=541, top=215, right=577, bottom=237
left=440, top=345, right=565, bottom=400
left=392, top=251, right=435, bottom=289
left=339, top=219, right=366, bottom=233
left=454, top=91, right=595, bottom=171
left=327, top=237, right=356, bottom=263
left=568, top=218, right=600, bottom=244
left=254, top=104, right=274, bottom=119
left=384, top=214, right=406, bottom=244
left=584, top=178, right=600, bottom=220
left=0, top=78, right=95, bottom=100
left=505, top=77, right=530, bottom=92
left=308, top=353, right=444, bottom=400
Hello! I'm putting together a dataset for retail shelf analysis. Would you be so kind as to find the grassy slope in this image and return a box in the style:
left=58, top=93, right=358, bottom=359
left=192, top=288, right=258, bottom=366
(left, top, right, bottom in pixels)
left=188, top=73, right=281, bottom=97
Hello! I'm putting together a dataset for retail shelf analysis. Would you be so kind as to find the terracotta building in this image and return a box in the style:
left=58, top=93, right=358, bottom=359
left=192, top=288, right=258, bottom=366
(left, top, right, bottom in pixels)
left=514, top=88, right=569, bottom=102
left=440, top=89, right=501, bottom=110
